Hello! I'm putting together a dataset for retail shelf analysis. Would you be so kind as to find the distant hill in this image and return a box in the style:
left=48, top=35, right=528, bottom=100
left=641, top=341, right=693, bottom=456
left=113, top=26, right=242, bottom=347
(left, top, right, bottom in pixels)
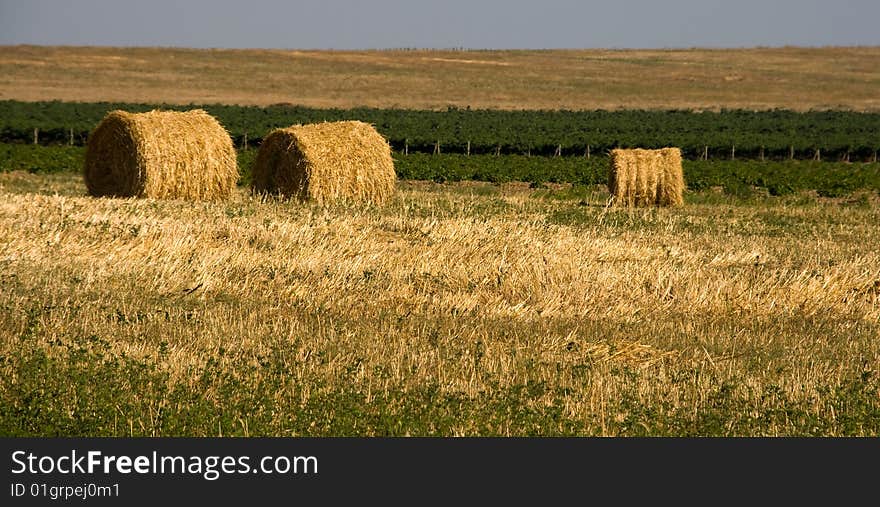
left=1, top=45, right=879, bottom=111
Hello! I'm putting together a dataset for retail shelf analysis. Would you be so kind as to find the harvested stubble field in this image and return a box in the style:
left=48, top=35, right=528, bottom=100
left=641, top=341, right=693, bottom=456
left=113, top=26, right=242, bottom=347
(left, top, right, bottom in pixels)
left=1, top=171, right=879, bottom=436
left=2, top=45, right=880, bottom=110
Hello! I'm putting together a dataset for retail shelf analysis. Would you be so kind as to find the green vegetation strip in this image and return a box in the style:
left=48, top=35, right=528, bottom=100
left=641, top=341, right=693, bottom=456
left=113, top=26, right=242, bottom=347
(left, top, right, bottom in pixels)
left=3, top=144, right=879, bottom=198
left=3, top=332, right=878, bottom=436
left=2, top=100, right=879, bottom=159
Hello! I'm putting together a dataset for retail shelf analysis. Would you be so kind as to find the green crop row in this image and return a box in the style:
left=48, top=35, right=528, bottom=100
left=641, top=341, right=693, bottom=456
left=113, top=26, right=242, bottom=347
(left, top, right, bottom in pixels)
left=0, top=144, right=84, bottom=174
left=2, top=100, right=879, bottom=159
left=3, top=144, right=879, bottom=198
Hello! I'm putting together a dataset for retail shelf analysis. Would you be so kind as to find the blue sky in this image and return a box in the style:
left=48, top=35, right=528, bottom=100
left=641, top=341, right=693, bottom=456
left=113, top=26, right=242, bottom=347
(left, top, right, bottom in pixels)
left=0, top=0, right=878, bottom=49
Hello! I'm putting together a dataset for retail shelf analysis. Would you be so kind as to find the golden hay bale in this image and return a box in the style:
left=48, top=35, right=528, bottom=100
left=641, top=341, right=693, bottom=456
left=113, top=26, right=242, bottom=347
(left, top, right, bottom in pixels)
left=608, top=148, right=685, bottom=207
left=252, top=120, right=395, bottom=206
left=84, top=109, right=238, bottom=200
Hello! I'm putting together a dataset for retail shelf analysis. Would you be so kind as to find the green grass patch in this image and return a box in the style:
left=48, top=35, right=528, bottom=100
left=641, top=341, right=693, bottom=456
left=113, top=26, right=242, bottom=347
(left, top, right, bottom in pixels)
left=3, top=332, right=878, bottom=436
left=3, top=144, right=880, bottom=199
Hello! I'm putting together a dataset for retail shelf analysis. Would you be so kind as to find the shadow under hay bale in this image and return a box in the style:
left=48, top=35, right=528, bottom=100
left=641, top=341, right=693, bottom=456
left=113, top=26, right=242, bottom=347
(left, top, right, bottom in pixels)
left=84, top=109, right=238, bottom=200
left=252, top=120, right=396, bottom=206
left=608, top=148, right=685, bottom=207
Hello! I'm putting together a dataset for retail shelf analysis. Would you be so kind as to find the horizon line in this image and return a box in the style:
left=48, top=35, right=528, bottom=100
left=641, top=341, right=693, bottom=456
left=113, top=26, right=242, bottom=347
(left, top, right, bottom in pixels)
left=3, top=43, right=880, bottom=52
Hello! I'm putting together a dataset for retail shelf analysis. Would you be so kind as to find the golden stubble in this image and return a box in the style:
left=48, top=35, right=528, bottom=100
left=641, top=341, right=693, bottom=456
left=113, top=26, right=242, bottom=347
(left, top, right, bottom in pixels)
left=1, top=175, right=878, bottom=434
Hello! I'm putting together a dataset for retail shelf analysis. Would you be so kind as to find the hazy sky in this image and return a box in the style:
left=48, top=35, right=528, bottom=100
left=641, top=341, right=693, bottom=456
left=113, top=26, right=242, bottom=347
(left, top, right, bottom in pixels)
left=1, top=0, right=877, bottom=49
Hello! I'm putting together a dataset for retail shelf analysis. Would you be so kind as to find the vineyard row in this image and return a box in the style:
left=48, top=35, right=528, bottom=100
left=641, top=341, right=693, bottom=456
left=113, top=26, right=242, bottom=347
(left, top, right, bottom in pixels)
left=1, top=101, right=879, bottom=161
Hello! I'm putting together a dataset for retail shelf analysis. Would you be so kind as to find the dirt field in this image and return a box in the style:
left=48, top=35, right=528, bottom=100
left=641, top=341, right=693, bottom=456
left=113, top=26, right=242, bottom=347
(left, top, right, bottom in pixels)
left=2, top=45, right=879, bottom=110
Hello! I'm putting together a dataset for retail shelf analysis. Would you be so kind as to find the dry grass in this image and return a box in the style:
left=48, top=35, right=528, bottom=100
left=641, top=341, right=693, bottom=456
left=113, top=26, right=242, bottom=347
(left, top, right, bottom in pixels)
left=84, top=109, right=237, bottom=200
left=1, top=172, right=879, bottom=435
left=252, top=121, right=395, bottom=205
left=609, top=148, right=685, bottom=207
left=1, top=45, right=879, bottom=110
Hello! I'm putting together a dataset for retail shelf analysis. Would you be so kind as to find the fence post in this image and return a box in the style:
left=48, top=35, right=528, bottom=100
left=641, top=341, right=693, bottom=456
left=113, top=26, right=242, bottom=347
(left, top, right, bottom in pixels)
left=873, top=150, right=878, bottom=163
left=404, top=140, right=408, bottom=155
left=495, top=145, right=501, bottom=157
left=586, top=144, right=590, bottom=159
left=759, top=146, right=764, bottom=161
left=69, top=128, right=74, bottom=146
left=243, top=132, right=248, bottom=151
left=434, top=140, right=440, bottom=155
left=814, top=148, right=821, bottom=161
left=731, top=145, right=735, bottom=161
left=33, top=128, right=39, bottom=145
left=703, top=146, right=708, bottom=160
left=789, top=146, right=794, bottom=160
left=467, top=140, right=470, bottom=156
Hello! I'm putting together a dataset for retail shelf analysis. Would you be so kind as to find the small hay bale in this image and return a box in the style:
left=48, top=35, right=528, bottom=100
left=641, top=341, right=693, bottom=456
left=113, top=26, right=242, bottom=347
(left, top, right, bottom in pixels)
left=84, top=109, right=238, bottom=200
left=608, top=148, right=685, bottom=207
left=252, top=121, right=395, bottom=206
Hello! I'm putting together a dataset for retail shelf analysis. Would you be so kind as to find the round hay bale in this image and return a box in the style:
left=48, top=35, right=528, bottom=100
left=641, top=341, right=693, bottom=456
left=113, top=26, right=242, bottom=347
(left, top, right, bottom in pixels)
left=608, top=147, right=685, bottom=207
left=252, top=120, right=396, bottom=206
left=84, top=109, right=238, bottom=200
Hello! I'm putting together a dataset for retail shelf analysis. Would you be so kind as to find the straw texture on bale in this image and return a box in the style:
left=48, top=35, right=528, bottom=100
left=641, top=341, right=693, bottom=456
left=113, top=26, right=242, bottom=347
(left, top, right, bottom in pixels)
left=252, top=121, right=395, bottom=205
left=84, top=109, right=238, bottom=200
left=608, top=148, right=685, bottom=207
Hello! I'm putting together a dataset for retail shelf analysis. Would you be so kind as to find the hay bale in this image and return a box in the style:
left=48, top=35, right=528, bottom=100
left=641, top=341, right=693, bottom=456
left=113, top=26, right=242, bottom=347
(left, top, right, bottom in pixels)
left=252, top=121, right=395, bottom=205
left=608, top=148, right=684, bottom=207
left=84, top=109, right=238, bottom=200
